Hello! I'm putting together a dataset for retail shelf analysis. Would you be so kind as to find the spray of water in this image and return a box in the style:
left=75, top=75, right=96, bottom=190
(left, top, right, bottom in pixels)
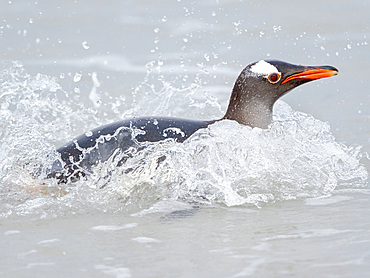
left=0, top=61, right=368, bottom=218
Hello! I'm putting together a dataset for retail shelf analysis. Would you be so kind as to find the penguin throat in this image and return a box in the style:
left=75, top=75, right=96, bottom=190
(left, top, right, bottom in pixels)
left=223, top=93, right=275, bottom=129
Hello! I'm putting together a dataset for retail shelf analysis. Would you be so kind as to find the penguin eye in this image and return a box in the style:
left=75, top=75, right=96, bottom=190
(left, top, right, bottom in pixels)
left=267, top=73, right=281, bottom=84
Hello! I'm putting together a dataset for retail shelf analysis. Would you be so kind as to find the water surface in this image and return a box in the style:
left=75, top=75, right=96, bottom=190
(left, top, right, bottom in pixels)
left=1, top=0, right=369, bottom=277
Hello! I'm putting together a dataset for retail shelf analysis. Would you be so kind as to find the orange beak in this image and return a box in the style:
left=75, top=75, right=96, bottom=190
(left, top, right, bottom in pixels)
left=282, top=68, right=338, bottom=84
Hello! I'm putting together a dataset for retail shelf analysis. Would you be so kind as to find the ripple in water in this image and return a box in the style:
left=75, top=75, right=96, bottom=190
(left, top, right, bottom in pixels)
left=0, top=61, right=368, bottom=218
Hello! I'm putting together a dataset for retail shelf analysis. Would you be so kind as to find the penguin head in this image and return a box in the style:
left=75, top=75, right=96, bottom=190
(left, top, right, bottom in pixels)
left=238, top=59, right=338, bottom=101
left=224, top=60, right=338, bottom=128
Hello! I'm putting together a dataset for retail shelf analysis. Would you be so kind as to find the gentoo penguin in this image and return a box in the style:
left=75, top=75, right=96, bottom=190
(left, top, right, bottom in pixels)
left=47, top=60, right=338, bottom=183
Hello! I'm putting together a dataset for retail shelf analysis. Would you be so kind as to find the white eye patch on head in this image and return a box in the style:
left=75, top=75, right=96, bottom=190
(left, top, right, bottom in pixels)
left=249, top=60, right=282, bottom=83
left=250, top=60, right=281, bottom=77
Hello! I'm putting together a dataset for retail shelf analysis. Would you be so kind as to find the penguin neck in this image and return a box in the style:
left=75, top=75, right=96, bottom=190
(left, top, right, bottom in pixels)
left=222, top=86, right=276, bottom=129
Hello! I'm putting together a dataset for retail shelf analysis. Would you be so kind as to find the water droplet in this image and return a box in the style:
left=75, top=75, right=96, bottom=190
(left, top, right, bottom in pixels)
left=85, top=131, right=93, bottom=137
left=35, top=38, right=40, bottom=44
left=183, top=38, right=188, bottom=43
left=154, top=27, right=160, bottom=33
left=347, top=44, right=351, bottom=49
left=273, top=25, right=281, bottom=32
left=59, top=73, right=65, bottom=79
left=211, top=12, right=216, bottom=17
left=74, top=87, right=80, bottom=93
left=29, top=18, right=34, bottom=24
left=73, top=72, right=82, bottom=82
left=162, top=16, right=167, bottom=22
left=82, top=41, right=89, bottom=49
left=91, top=72, right=100, bottom=87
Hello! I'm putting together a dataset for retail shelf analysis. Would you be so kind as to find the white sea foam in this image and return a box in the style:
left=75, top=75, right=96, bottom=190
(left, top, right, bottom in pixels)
left=90, top=100, right=368, bottom=208
left=4, top=230, right=21, bottom=235
left=37, top=238, right=60, bottom=245
left=91, top=223, right=138, bottom=231
left=95, top=265, right=131, bottom=278
left=131, top=237, right=161, bottom=243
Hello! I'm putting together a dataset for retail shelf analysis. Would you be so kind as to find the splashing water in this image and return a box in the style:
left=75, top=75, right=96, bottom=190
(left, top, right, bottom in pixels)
left=105, top=105, right=367, bottom=207
left=0, top=61, right=368, bottom=218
